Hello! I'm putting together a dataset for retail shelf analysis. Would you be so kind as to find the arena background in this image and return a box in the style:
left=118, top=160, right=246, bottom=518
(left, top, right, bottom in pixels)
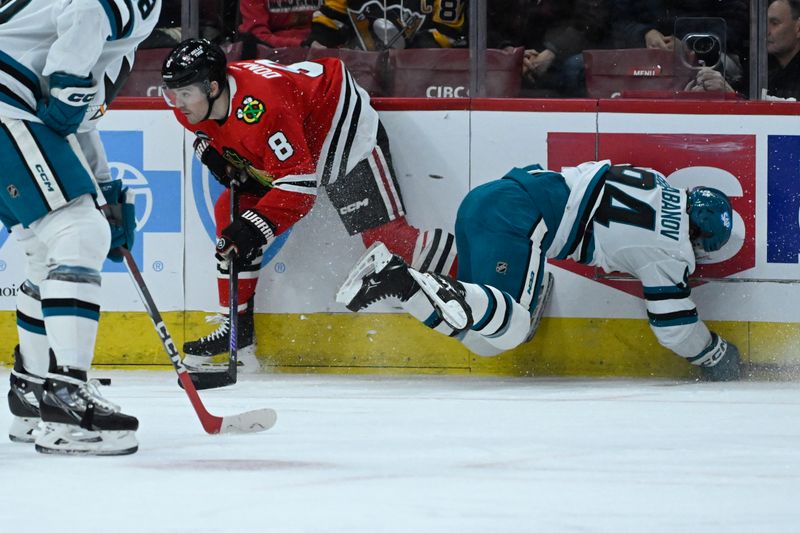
left=0, top=98, right=798, bottom=378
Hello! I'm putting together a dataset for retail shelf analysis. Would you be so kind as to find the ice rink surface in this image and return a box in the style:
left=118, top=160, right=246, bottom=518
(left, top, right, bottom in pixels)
left=0, top=370, right=798, bottom=533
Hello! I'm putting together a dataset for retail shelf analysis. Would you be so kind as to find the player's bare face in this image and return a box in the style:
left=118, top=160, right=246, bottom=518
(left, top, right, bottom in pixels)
left=162, top=83, right=210, bottom=124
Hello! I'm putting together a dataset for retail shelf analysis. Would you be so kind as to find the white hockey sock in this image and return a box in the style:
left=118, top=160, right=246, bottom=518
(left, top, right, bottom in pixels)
left=15, top=280, right=50, bottom=376
left=402, top=290, right=437, bottom=323
left=465, top=284, right=531, bottom=352
left=411, top=229, right=457, bottom=276
left=40, top=267, right=102, bottom=370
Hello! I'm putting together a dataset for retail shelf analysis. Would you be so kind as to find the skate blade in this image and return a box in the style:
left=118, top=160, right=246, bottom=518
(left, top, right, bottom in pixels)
left=8, top=416, right=40, bottom=444
left=183, top=344, right=261, bottom=374
left=408, top=270, right=469, bottom=330
left=525, top=272, right=554, bottom=343
left=336, top=241, right=392, bottom=305
left=35, top=423, right=138, bottom=456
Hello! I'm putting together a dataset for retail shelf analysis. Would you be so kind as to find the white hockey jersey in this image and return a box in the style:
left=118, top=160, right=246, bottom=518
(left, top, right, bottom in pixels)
left=0, top=0, right=161, bottom=123
left=0, top=0, right=160, bottom=176
left=549, top=160, right=712, bottom=359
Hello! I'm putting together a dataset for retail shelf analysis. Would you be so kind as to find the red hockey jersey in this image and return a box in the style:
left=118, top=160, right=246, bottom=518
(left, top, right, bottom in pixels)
left=238, top=0, right=320, bottom=47
left=174, top=57, right=378, bottom=233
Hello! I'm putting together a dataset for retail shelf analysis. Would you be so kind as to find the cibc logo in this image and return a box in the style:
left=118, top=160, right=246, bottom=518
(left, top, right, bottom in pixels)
left=426, top=85, right=468, bottom=98
left=547, top=132, right=756, bottom=296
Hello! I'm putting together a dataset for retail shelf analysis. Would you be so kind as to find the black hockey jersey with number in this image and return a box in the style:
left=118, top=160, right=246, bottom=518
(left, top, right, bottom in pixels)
left=309, top=0, right=466, bottom=50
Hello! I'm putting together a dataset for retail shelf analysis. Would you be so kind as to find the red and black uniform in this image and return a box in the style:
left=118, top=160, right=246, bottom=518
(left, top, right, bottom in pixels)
left=174, top=57, right=456, bottom=312
left=238, top=0, right=321, bottom=48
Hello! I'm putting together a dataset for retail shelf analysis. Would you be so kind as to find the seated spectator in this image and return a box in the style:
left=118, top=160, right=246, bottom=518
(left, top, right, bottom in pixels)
left=489, top=0, right=610, bottom=97
left=685, top=0, right=800, bottom=100
left=611, top=0, right=750, bottom=94
left=766, top=0, right=800, bottom=99
left=140, top=0, right=226, bottom=49
left=305, top=0, right=466, bottom=50
left=239, top=0, right=320, bottom=48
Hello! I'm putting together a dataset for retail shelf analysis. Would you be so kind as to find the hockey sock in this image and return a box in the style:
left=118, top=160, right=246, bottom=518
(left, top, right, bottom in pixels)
left=40, top=266, right=102, bottom=370
left=216, top=252, right=262, bottom=314
left=15, top=280, right=50, bottom=376
left=360, top=217, right=418, bottom=264
left=467, top=284, right=532, bottom=351
left=361, top=220, right=457, bottom=277
left=405, top=281, right=531, bottom=353
left=411, top=228, right=457, bottom=277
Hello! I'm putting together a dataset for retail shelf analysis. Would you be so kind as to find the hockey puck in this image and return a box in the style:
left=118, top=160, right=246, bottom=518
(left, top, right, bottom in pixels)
left=97, top=378, right=112, bottom=386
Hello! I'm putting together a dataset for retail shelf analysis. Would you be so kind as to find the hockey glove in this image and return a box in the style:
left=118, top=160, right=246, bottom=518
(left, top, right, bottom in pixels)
left=36, top=72, right=97, bottom=136
left=194, top=137, right=269, bottom=195
left=691, top=332, right=741, bottom=382
left=194, top=136, right=232, bottom=187
left=99, top=180, right=137, bottom=263
left=216, top=209, right=275, bottom=265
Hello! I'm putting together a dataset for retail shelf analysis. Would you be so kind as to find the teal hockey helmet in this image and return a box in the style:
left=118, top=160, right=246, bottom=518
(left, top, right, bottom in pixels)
left=688, top=187, right=733, bottom=252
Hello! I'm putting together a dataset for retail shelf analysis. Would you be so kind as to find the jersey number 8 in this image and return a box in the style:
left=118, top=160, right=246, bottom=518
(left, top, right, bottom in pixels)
left=268, top=132, right=294, bottom=162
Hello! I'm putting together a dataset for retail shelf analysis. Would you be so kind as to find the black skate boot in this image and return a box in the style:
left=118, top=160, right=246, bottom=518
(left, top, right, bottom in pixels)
left=336, top=242, right=420, bottom=311
left=35, top=364, right=138, bottom=456
left=7, top=345, right=45, bottom=443
left=182, top=298, right=259, bottom=373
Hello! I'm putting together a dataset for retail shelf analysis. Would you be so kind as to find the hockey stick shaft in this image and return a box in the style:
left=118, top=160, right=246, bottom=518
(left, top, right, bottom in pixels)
left=121, top=249, right=276, bottom=433
left=67, top=135, right=275, bottom=432
left=119, top=248, right=224, bottom=434
left=227, top=185, right=239, bottom=379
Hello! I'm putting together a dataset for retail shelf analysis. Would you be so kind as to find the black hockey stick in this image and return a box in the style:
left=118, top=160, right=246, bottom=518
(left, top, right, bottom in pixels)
left=184, top=184, right=240, bottom=390
left=227, top=183, right=240, bottom=379
left=120, top=248, right=276, bottom=433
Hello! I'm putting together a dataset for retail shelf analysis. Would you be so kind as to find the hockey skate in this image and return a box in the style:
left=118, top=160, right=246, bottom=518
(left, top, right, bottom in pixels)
left=7, top=345, right=44, bottom=443
left=336, top=241, right=419, bottom=311
left=700, top=340, right=742, bottom=382
left=524, top=272, right=554, bottom=343
left=35, top=367, right=138, bottom=455
left=407, top=270, right=473, bottom=332
left=182, top=300, right=260, bottom=373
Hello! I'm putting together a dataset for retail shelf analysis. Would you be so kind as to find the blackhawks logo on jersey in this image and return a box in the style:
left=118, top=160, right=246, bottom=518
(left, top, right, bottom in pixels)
left=236, top=96, right=265, bottom=124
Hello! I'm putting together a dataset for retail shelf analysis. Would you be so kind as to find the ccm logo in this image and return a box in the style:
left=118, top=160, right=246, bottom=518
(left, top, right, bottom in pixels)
left=67, top=93, right=95, bottom=103
left=339, top=198, right=369, bottom=214
left=34, top=164, right=54, bottom=192
left=426, top=85, right=468, bottom=98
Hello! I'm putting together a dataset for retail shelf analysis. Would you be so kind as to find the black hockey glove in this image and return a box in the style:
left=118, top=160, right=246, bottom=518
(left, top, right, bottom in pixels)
left=194, top=136, right=231, bottom=187
left=194, top=137, right=269, bottom=196
left=215, top=209, right=275, bottom=264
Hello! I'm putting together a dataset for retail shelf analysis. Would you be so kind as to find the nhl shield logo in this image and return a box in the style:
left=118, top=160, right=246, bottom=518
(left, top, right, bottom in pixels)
left=496, top=261, right=508, bottom=274
left=6, top=185, right=18, bottom=199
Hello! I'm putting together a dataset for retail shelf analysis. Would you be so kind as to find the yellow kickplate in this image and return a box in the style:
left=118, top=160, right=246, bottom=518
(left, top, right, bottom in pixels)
left=0, top=311, right=797, bottom=377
